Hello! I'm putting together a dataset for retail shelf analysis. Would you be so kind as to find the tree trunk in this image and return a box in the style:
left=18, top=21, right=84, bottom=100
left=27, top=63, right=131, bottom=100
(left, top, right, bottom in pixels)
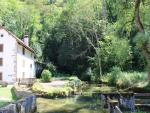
left=134, top=0, right=150, bottom=82
left=102, top=0, right=107, bottom=20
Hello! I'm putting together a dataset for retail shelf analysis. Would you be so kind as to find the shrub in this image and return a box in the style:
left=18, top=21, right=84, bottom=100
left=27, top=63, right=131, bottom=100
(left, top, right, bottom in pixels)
left=32, top=76, right=83, bottom=98
left=53, top=72, right=72, bottom=77
left=116, top=72, right=148, bottom=88
left=67, top=77, right=83, bottom=88
left=32, top=82, right=74, bottom=98
left=46, top=63, right=56, bottom=72
left=47, top=87, right=73, bottom=97
left=106, top=67, right=149, bottom=89
left=97, top=36, right=132, bottom=72
left=108, top=67, right=122, bottom=86
left=32, top=82, right=43, bottom=92
left=81, top=67, right=93, bottom=81
left=41, top=69, right=52, bottom=82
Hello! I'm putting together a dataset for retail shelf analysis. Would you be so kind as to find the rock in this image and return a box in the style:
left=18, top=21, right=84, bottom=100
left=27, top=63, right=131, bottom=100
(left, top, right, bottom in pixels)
left=0, top=81, right=8, bottom=87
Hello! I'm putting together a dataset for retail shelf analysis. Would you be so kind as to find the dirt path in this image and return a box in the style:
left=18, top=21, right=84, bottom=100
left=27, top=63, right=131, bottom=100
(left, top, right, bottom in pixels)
left=40, top=80, right=68, bottom=89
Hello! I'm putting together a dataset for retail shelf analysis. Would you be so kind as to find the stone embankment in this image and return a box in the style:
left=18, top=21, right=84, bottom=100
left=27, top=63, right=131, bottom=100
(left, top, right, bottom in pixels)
left=0, top=94, right=36, bottom=113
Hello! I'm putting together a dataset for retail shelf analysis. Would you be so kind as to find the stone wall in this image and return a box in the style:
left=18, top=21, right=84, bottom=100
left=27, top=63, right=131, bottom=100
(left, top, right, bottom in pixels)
left=0, top=95, right=36, bottom=113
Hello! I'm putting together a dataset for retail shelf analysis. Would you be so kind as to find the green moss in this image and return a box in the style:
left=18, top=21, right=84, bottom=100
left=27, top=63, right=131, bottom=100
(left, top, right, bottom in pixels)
left=0, top=86, right=18, bottom=108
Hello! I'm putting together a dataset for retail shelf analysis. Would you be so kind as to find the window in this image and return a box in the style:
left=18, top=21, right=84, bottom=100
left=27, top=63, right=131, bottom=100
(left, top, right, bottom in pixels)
left=22, top=47, right=25, bottom=55
left=0, top=34, right=3, bottom=37
left=30, top=64, right=32, bottom=68
left=0, top=72, right=2, bottom=80
left=0, top=44, right=3, bottom=52
left=0, top=58, right=3, bottom=66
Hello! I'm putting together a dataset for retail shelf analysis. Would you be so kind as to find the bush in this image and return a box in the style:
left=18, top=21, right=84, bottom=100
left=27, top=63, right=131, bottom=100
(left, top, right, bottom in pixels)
left=32, top=82, right=74, bottom=98
left=108, top=67, right=122, bottom=86
left=116, top=72, right=148, bottom=88
left=32, top=76, right=83, bottom=98
left=32, top=82, right=43, bottom=93
left=53, top=72, right=72, bottom=77
left=46, top=63, right=56, bottom=72
left=106, top=67, right=149, bottom=89
left=67, top=77, right=83, bottom=90
left=81, top=67, right=93, bottom=81
left=41, top=69, right=52, bottom=82
left=97, top=36, right=132, bottom=72
left=47, top=87, right=73, bottom=97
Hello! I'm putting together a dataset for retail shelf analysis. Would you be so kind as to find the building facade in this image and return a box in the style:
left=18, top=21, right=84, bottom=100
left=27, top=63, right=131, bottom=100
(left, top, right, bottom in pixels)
left=0, top=27, right=35, bottom=83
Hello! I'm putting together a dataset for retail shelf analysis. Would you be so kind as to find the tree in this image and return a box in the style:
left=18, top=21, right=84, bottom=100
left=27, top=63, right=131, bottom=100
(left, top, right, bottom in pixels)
left=0, top=0, right=42, bottom=59
left=134, top=0, right=150, bottom=81
left=42, top=0, right=104, bottom=77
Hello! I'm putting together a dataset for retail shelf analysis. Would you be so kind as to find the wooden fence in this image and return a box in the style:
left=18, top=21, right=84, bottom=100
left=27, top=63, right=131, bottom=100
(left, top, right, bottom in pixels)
left=16, top=78, right=36, bottom=86
left=101, top=92, right=135, bottom=113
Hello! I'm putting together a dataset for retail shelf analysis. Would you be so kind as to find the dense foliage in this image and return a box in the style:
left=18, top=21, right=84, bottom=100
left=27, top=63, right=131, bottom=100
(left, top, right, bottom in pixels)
left=0, top=0, right=150, bottom=82
left=106, top=67, right=148, bottom=88
left=41, top=69, right=52, bottom=82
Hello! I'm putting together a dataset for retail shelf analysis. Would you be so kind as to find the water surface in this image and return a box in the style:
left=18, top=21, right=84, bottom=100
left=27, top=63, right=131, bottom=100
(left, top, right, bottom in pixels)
left=37, top=95, right=108, bottom=113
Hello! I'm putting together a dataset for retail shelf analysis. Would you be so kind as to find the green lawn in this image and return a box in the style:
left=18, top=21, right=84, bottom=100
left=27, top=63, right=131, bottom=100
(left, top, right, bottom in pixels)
left=0, top=85, right=17, bottom=108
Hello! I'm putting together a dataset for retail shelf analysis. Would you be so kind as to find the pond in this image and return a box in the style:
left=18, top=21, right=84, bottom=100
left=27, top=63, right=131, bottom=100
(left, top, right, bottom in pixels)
left=37, top=95, right=108, bottom=113
left=36, top=84, right=150, bottom=113
left=36, top=84, right=109, bottom=113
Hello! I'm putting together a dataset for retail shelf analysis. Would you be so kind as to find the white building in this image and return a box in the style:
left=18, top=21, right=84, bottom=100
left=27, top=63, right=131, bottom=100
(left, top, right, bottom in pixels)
left=0, top=27, right=35, bottom=84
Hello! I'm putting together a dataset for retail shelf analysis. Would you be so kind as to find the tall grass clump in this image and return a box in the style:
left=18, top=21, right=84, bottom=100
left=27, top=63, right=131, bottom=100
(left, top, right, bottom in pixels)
left=107, top=67, right=148, bottom=88
left=108, top=67, right=122, bottom=86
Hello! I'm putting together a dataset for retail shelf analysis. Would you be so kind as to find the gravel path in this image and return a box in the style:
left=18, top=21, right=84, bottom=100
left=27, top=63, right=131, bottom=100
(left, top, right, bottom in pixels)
left=40, top=80, right=68, bottom=89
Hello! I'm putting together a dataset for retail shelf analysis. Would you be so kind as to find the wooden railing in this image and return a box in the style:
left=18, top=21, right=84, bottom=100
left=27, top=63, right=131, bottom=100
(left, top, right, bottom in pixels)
left=115, top=106, right=123, bottom=113
left=16, top=78, right=36, bottom=85
left=107, top=96, right=123, bottom=113
left=101, top=92, right=135, bottom=113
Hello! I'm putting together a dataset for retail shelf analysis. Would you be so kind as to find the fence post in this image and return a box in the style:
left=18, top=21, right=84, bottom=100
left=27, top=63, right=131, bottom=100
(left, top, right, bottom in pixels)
left=108, top=100, right=119, bottom=113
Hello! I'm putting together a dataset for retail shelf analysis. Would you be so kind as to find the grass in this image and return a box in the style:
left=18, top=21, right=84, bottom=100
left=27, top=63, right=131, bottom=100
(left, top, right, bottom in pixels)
left=101, top=67, right=149, bottom=90
left=0, top=85, right=17, bottom=108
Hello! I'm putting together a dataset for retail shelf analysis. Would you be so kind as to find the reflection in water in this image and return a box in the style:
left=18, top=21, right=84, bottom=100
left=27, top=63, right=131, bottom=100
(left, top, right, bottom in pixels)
left=37, top=95, right=108, bottom=113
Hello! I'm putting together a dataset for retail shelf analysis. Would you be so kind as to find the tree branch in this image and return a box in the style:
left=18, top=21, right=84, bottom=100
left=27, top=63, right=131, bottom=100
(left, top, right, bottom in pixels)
left=134, top=0, right=145, bottom=33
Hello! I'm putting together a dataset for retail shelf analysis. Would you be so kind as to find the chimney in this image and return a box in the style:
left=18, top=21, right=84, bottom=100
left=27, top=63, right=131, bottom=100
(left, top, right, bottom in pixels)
left=23, top=35, right=29, bottom=46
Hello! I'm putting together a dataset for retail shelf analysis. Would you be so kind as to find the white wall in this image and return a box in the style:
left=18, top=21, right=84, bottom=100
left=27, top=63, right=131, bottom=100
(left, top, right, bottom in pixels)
left=0, top=29, right=35, bottom=83
left=0, top=29, right=17, bottom=83
left=17, top=44, right=35, bottom=79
